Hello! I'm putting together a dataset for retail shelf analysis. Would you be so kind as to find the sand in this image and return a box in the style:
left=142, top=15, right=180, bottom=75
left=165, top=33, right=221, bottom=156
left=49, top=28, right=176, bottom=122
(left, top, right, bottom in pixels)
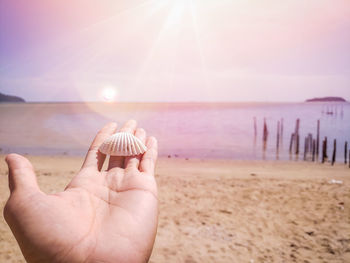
left=0, top=155, right=349, bottom=262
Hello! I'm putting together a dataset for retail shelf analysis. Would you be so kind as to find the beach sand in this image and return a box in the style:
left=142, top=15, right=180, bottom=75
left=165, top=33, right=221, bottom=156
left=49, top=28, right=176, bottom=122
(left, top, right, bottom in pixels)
left=0, top=155, right=349, bottom=262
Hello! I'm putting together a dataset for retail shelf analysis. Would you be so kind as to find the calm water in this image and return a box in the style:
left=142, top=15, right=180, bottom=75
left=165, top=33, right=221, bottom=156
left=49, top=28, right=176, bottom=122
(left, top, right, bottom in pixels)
left=0, top=102, right=349, bottom=161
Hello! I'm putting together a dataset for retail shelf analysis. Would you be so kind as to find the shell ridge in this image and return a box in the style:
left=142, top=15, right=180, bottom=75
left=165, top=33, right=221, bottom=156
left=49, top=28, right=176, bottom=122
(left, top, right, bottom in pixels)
left=130, top=133, right=135, bottom=155
left=115, top=133, right=121, bottom=155
left=129, top=133, right=137, bottom=155
left=120, top=133, right=125, bottom=155
left=99, top=131, right=147, bottom=156
left=123, top=132, right=128, bottom=156
left=112, top=134, right=117, bottom=154
left=127, top=133, right=132, bottom=155
left=134, top=138, right=142, bottom=154
left=133, top=138, right=139, bottom=155
left=136, top=137, right=147, bottom=152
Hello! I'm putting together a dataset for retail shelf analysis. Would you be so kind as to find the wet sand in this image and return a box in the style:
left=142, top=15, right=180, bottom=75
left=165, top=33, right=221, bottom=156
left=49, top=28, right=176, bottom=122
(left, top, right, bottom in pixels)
left=0, top=155, right=349, bottom=262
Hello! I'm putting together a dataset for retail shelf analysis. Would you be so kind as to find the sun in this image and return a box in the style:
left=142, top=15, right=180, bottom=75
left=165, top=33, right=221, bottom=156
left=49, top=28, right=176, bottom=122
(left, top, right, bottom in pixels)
left=101, top=86, right=118, bottom=102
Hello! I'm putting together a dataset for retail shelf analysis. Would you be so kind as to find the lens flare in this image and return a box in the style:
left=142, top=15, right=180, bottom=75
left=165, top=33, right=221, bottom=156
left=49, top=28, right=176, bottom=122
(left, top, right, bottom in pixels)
left=101, top=86, right=118, bottom=102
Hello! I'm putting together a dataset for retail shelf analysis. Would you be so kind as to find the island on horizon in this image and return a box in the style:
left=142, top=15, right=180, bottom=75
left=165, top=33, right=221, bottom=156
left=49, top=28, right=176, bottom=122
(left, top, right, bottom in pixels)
left=0, top=92, right=26, bottom=103
left=306, top=96, right=347, bottom=102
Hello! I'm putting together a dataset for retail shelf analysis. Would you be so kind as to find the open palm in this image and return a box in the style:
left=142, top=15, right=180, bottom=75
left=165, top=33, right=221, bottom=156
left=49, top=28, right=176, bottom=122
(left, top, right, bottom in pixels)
left=3, top=120, right=158, bottom=263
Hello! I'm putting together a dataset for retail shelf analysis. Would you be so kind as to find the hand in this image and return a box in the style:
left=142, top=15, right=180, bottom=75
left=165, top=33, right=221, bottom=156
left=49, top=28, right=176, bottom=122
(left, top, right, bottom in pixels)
left=3, top=120, right=158, bottom=263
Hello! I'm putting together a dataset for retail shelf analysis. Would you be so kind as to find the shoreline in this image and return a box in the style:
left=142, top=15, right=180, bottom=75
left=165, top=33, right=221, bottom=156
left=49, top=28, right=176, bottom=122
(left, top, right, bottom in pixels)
left=0, top=154, right=349, bottom=181
left=0, top=152, right=349, bottom=165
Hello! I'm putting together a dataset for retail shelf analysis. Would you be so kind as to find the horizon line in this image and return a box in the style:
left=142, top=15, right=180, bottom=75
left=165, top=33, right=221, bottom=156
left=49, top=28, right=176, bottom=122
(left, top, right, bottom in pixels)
left=1, top=100, right=349, bottom=104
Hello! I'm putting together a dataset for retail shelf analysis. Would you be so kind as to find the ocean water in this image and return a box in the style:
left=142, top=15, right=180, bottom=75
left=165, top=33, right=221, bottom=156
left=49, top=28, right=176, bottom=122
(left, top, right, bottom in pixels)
left=0, top=102, right=349, bottom=161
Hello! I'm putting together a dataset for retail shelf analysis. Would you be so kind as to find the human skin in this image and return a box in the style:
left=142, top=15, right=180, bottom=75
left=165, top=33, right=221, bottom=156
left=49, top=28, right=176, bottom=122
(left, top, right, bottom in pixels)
left=3, top=120, right=158, bottom=263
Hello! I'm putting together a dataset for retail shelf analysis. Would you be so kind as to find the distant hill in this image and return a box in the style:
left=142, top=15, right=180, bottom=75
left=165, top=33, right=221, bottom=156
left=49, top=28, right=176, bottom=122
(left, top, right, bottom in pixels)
left=0, top=92, right=25, bottom=103
left=306, top=97, right=346, bottom=102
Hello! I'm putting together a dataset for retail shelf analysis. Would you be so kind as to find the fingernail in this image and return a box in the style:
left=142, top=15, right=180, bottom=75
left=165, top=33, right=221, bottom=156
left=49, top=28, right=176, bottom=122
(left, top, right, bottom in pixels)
left=5, top=153, right=15, bottom=164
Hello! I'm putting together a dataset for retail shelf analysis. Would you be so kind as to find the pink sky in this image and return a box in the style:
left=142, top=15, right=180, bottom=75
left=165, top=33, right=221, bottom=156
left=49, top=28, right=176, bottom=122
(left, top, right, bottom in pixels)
left=0, top=0, right=349, bottom=102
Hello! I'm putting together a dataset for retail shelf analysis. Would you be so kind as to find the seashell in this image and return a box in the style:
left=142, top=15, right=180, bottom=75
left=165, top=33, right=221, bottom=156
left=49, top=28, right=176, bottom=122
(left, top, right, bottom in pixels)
left=99, top=132, right=147, bottom=156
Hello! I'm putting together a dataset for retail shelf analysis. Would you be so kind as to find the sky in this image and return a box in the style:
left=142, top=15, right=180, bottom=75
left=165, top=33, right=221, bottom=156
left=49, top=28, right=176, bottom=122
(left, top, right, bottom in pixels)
left=0, top=0, right=349, bottom=102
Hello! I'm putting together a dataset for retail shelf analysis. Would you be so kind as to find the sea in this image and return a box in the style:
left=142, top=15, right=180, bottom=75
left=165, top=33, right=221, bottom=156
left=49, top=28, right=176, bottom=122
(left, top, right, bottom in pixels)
left=0, top=102, right=349, bottom=162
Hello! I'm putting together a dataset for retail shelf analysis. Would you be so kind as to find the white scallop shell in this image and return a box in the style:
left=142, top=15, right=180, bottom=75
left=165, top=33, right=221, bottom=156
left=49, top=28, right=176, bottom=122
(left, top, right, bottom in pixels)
left=99, top=132, right=147, bottom=156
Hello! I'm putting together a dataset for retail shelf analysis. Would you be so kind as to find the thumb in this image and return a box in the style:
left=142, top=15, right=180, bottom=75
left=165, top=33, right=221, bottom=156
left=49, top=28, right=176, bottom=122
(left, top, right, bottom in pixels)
left=5, top=154, right=40, bottom=194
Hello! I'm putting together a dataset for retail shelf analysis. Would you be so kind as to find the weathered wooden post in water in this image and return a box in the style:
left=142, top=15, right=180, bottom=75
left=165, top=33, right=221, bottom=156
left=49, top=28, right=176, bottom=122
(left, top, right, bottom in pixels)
left=263, top=118, right=268, bottom=141
left=308, top=134, right=313, bottom=154
left=303, top=137, right=307, bottom=161
left=323, top=137, right=328, bottom=162
left=289, top=133, right=294, bottom=156
left=312, top=139, right=316, bottom=162
left=322, top=137, right=328, bottom=163
left=280, top=118, right=284, bottom=145
left=331, top=139, right=337, bottom=165
left=316, top=120, right=320, bottom=160
left=345, top=142, right=348, bottom=164
left=262, top=118, right=268, bottom=159
left=253, top=117, right=257, bottom=139
left=322, top=139, right=325, bottom=163
left=276, top=121, right=280, bottom=156
left=263, top=119, right=268, bottom=144
left=294, top=119, right=300, bottom=156
left=294, top=118, right=300, bottom=136
left=296, top=134, right=300, bottom=156
left=304, top=133, right=313, bottom=161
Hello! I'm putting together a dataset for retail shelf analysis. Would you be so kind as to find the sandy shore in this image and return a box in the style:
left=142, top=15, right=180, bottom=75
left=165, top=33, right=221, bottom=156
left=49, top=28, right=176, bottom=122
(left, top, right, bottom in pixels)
left=0, top=155, right=349, bottom=262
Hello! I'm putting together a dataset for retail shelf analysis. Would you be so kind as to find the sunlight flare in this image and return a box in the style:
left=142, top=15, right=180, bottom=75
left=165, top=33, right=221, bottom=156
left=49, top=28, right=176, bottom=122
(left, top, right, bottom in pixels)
left=101, top=85, right=118, bottom=102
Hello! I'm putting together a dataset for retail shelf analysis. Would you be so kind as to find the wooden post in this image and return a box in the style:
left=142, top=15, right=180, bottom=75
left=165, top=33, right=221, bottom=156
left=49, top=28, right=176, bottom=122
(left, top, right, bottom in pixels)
left=253, top=117, right=257, bottom=138
left=280, top=118, right=284, bottom=145
left=325, top=137, right=328, bottom=160
left=308, top=134, right=313, bottom=154
left=322, top=138, right=326, bottom=163
left=345, top=141, right=348, bottom=164
left=321, top=139, right=324, bottom=163
left=296, top=134, right=300, bottom=156
left=294, top=118, right=300, bottom=136
left=262, top=118, right=268, bottom=155
left=312, top=139, right=316, bottom=162
left=289, top=133, right=294, bottom=155
left=316, top=120, right=320, bottom=161
left=294, top=119, right=300, bottom=155
left=263, top=118, right=268, bottom=145
left=276, top=121, right=280, bottom=151
left=332, top=139, right=336, bottom=165
left=303, top=137, right=308, bottom=161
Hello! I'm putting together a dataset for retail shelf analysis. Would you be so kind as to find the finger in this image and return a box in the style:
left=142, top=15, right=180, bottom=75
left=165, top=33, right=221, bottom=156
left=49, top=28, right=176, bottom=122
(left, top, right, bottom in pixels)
left=124, top=128, right=146, bottom=170
left=108, top=119, right=137, bottom=170
left=5, top=154, right=40, bottom=194
left=82, top=122, right=117, bottom=171
left=140, top=137, right=158, bottom=175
